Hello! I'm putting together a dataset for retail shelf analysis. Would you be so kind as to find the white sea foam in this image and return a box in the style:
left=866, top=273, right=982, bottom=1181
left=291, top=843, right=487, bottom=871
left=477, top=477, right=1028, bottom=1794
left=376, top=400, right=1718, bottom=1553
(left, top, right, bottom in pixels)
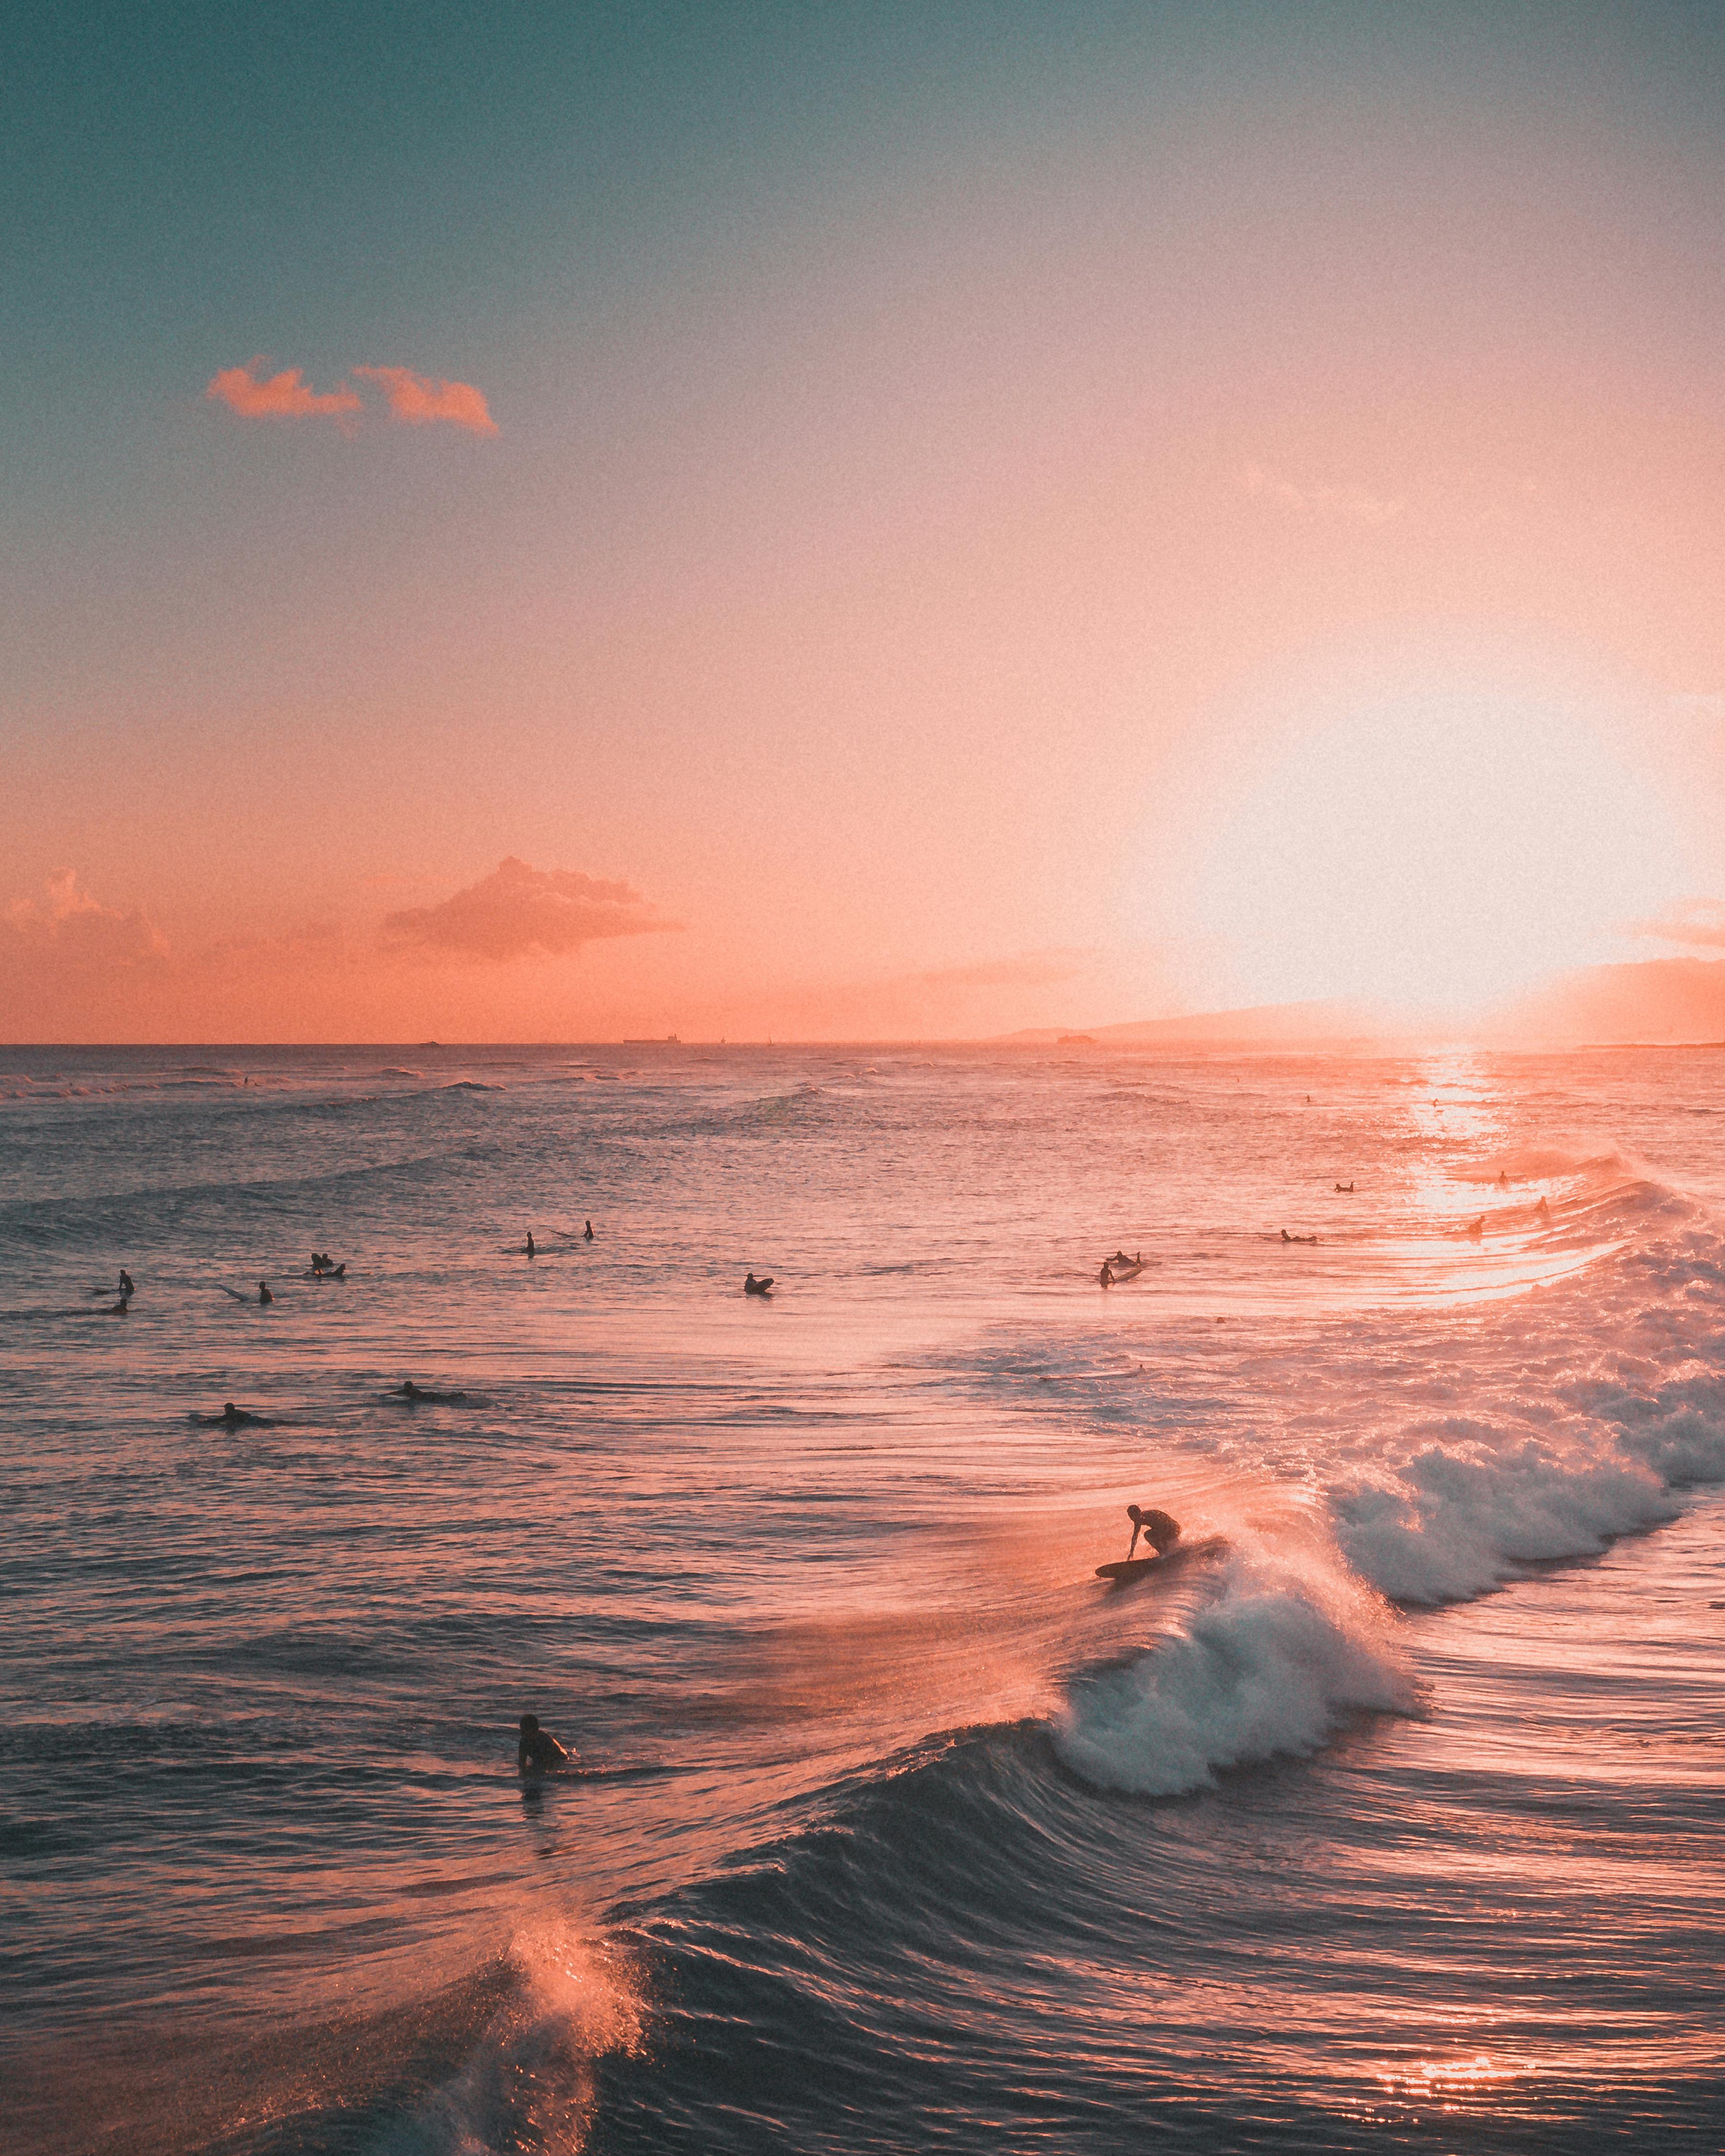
left=1053, top=1531, right=1418, bottom=1795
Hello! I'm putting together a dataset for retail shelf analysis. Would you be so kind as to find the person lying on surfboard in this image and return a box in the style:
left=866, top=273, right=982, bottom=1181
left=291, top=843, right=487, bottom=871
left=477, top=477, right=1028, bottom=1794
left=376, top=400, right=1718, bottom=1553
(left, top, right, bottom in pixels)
left=1126, top=1504, right=1181, bottom=1560
left=518, top=1713, right=572, bottom=1773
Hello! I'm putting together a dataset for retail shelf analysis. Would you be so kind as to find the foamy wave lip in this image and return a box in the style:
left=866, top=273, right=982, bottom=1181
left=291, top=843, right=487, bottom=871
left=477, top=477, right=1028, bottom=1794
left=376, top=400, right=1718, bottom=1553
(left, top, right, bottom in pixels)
left=1334, top=1373, right=1725, bottom=1606
left=379, top=1922, right=643, bottom=2156
left=1053, top=1546, right=1416, bottom=1796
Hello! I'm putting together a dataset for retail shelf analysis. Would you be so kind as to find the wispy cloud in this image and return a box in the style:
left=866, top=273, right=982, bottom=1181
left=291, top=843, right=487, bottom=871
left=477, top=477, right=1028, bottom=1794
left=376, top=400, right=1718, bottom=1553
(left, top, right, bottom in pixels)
left=381, top=857, right=673, bottom=961
left=206, top=360, right=362, bottom=421
left=912, top=951, right=1092, bottom=990
left=1240, top=460, right=1403, bottom=528
left=1624, top=896, right=1725, bottom=950
left=354, top=365, right=498, bottom=435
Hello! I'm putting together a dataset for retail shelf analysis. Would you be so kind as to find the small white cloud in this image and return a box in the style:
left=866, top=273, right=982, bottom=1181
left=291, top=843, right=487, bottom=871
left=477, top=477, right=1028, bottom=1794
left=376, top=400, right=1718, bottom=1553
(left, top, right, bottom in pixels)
left=1241, top=459, right=1403, bottom=528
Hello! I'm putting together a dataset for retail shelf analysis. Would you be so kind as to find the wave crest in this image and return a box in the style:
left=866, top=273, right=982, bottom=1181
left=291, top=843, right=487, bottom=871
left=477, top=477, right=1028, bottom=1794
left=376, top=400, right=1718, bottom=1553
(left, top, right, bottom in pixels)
left=1053, top=1532, right=1417, bottom=1795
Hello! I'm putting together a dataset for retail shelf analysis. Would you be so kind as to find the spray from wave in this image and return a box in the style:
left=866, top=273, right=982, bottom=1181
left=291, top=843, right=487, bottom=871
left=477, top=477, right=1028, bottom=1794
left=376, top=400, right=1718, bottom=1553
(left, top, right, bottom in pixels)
left=1053, top=1510, right=1418, bottom=1796
left=373, top=1922, right=644, bottom=2156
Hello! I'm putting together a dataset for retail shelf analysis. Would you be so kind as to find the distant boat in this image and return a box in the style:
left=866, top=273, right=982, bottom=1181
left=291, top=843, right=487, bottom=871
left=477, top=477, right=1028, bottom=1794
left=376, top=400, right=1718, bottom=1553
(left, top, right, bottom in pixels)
left=623, top=1034, right=680, bottom=1045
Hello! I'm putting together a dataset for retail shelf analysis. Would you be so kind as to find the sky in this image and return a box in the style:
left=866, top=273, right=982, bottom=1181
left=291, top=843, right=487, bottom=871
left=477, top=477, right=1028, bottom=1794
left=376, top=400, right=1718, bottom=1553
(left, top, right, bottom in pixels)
left=7, top=0, right=1725, bottom=1041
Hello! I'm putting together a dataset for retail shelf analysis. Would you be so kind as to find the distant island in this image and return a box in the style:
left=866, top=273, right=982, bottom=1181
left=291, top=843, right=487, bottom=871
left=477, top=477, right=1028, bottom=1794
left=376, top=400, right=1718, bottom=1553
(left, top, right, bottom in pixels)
left=1002, top=956, right=1725, bottom=1051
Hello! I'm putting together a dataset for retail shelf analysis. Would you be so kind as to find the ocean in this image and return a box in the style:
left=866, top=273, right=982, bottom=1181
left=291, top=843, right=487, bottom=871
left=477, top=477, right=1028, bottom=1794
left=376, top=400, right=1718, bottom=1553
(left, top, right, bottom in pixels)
left=1, top=1042, right=1721, bottom=2155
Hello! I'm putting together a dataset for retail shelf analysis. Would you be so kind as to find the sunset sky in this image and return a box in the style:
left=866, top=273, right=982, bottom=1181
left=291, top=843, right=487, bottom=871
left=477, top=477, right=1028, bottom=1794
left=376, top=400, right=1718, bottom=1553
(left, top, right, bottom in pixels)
left=8, top=1, right=1725, bottom=1040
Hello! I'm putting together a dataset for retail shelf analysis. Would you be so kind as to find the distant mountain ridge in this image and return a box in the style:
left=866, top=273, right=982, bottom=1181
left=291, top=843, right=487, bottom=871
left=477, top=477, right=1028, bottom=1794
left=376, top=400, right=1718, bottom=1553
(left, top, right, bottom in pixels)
left=1005, top=957, right=1725, bottom=1050
left=1005, top=997, right=1399, bottom=1046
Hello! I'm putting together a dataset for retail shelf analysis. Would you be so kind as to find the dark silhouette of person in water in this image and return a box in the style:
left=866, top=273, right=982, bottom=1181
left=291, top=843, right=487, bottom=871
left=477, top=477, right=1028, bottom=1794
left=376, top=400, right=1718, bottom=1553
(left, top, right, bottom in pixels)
left=1126, top=1504, right=1181, bottom=1560
left=518, top=1713, right=571, bottom=1773
left=1281, top=1229, right=1317, bottom=1245
left=258, top=1281, right=273, bottom=1304
left=744, top=1273, right=774, bottom=1295
left=584, top=1220, right=594, bottom=1241
left=1098, top=1261, right=1114, bottom=1288
left=392, top=1380, right=466, bottom=1402
left=1535, top=1195, right=1551, bottom=1220
left=119, top=1269, right=135, bottom=1297
left=196, top=1403, right=262, bottom=1428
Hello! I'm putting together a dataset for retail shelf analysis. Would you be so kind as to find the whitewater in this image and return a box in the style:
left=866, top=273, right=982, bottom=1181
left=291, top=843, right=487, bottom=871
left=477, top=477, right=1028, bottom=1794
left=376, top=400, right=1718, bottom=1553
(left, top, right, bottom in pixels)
left=1, top=1042, right=1721, bottom=2154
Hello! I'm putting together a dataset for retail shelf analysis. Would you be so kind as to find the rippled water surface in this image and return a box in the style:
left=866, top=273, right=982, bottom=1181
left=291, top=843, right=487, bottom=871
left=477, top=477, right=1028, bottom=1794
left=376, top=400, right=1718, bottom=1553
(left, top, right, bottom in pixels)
left=2, top=1043, right=1722, bottom=2154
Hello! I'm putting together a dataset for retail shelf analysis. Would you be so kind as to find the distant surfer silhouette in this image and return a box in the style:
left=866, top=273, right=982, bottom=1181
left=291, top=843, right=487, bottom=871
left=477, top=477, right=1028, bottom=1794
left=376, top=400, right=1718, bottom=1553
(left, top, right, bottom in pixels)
left=195, top=1403, right=263, bottom=1428
left=392, top=1379, right=466, bottom=1402
left=1098, top=1261, right=1114, bottom=1288
left=1126, top=1504, right=1181, bottom=1560
left=744, top=1273, right=773, bottom=1296
left=258, top=1280, right=273, bottom=1304
left=1466, top=1215, right=1484, bottom=1240
left=1281, top=1229, right=1317, bottom=1245
left=526, top=1232, right=535, bottom=1258
left=584, top=1220, right=594, bottom=1241
left=118, top=1269, right=135, bottom=1297
left=518, top=1713, right=571, bottom=1773
left=1334, top=1182, right=1354, bottom=1193
left=1535, top=1195, right=1551, bottom=1220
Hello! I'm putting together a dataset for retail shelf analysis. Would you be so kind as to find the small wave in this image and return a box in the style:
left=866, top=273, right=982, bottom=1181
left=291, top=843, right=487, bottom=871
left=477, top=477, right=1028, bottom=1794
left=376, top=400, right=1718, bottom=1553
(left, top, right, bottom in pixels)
left=441, top=1081, right=504, bottom=1092
left=376, top=1067, right=422, bottom=1079
left=1053, top=1522, right=1416, bottom=1795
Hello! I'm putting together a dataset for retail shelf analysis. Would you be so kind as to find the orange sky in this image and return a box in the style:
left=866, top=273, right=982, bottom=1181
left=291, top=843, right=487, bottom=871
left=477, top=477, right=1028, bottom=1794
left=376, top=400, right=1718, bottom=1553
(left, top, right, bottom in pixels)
left=8, top=7, right=1725, bottom=1039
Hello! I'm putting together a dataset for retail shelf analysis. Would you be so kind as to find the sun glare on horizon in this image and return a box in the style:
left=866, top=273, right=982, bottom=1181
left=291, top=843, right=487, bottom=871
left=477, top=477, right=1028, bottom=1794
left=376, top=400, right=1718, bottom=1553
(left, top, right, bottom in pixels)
left=1181, top=677, right=1692, bottom=1018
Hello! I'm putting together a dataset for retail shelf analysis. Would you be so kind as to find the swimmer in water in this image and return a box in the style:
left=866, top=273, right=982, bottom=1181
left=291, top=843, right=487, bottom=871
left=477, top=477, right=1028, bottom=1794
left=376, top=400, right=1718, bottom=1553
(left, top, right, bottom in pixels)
left=1535, top=1195, right=1551, bottom=1219
left=584, top=1220, right=594, bottom=1241
left=391, top=1380, right=466, bottom=1403
left=1126, top=1504, right=1181, bottom=1560
left=258, top=1281, right=273, bottom=1304
left=518, top=1713, right=572, bottom=1773
left=194, top=1403, right=263, bottom=1428
left=526, top=1232, right=535, bottom=1258
left=1098, top=1261, right=1114, bottom=1288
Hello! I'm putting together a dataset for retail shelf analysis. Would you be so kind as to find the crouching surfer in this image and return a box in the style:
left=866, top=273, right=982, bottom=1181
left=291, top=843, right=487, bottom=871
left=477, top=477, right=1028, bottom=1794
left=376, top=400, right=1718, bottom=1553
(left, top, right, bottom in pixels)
left=518, top=1713, right=572, bottom=1774
left=1126, top=1503, right=1181, bottom=1560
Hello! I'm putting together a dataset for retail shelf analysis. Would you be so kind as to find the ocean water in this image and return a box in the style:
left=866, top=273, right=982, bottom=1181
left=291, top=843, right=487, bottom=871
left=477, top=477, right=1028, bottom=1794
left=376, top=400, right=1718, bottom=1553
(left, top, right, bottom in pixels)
left=1, top=1042, right=1722, bottom=2156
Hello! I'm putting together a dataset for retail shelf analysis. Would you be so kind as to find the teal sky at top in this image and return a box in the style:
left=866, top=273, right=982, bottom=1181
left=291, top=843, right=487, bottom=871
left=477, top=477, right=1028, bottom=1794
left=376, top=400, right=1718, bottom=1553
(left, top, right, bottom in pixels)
left=10, top=1, right=1725, bottom=445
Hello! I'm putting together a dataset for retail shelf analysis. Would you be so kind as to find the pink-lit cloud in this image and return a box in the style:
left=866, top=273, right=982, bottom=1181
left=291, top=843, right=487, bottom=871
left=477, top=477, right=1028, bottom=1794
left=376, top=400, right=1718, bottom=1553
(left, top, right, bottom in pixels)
left=1625, top=896, right=1725, bottom=949
left=2, top=870, right=168, bottom=969
left=381, top=857, right=673, bottom=961
left=206, top=361, right=362, bottom=421
left=354, top=365, right=498, bottom=435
